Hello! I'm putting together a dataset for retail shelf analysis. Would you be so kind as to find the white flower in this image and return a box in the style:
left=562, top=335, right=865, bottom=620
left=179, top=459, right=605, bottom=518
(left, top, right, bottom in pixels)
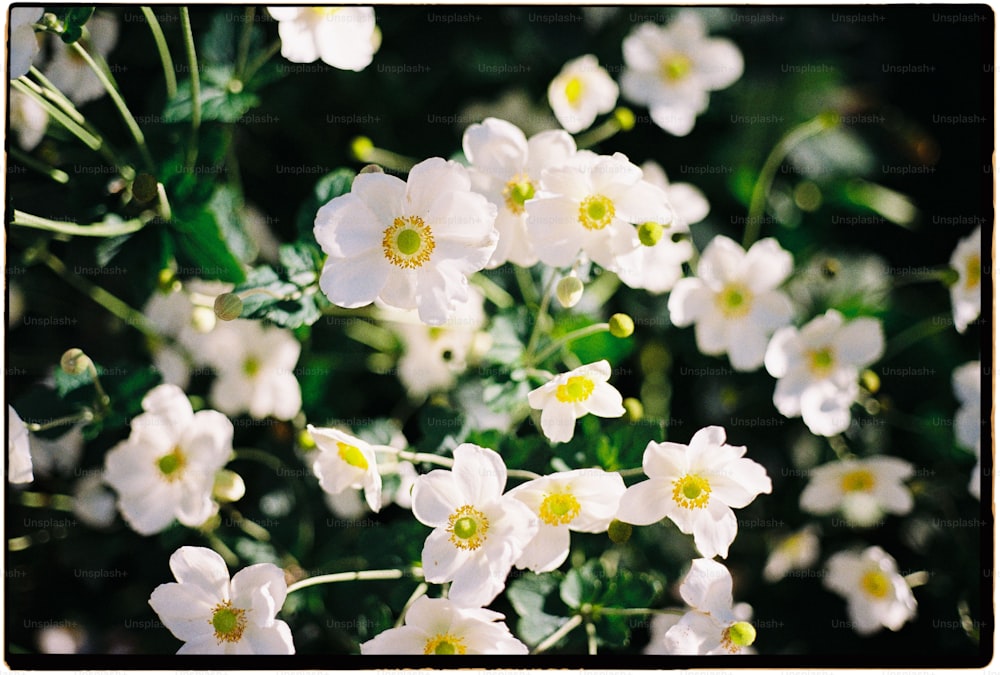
left=314, top=157, right=498, bottom=326
left=949, top=226, right=982, bottom=333
left=616, top=426, right=772, bottom=559
left=508, top=469, right=626, bottom=572
left=799, top=456, right=913, bottom=527
left=621, top=11, right=743, bottom=136
left=10, top=88, right=48, bottom=150
left=10, top=7, right=42, bottom=80
left=615, top=161, right=705, bottom=293
left=360, top=596, right=527, bottom=654
left=104, top=384, right=233, bottom=535
left=208, top=319, right=302, bottom=421
left=669, top=235, right=794, bottom=371
left=953, top=361, right=981, bottom=499
left=527, top=360, right=626, bottom=444
left=526, top=151, right=672, bottom=270
left=410, top=444, right=538, bottom=607
left=762, top=524, right=821, bottom=582
left=764, top=310, right=884, bottom=436
left=661, top=558, right=757, bottom=654
left=266, top=6, right=380, bottom=72
left=8, top=406, right=33, bottom=484
left=462, top=117, right=577, bottom=267
left=149, top=546, right=294, bottom=654
left=308, top=425, right=382, bottom=512
left=824, top=546, right=917, bottom=635
left=43, top=12, right=119, bottom=105
left=547, top=54, right=619, bottom=133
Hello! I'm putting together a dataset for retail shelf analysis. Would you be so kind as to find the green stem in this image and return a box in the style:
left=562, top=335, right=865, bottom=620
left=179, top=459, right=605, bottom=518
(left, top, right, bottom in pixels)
left=223, top=507, right=271, bottom=542
left=25, top=410, right=94, bottom=433
left=616, top=467, right=646, bottom=478
left=883, top=313, right=953, bottom=360
left=235, top=7, right=256, bottom=81
left=286, top=567, right=424, bottom=595
left=8, top=149, right=69, bottom=184
left=394, top=581, right=429, bottom=628
left=179, top=7, right=201, bottom=170
left=203, top=532, right=239, bottom=567
left=18, top=492, right=75, bottom=511
left=86, top=362, right=111, bottom=414
left=12, top=210, right=146, bottom=238
left=575, top=107, right=633, bottom=149
left=27, top=67, right=86, bottom=125
left=531, top=322, right=610, bottom=366
left=141, top=7, right=177, bottom=100
left=585, top=617, right=598, bottom=655
left=70, top=42, right=155, bottom=171
left=471, top=272, right=515, bottom=309
left=515, top=265, right=539, bottom=307
left=232, top=448, right=288, bottom=473
left=597, top=606, right=684, bottom=617
left=531, top=614, right=583, bottom=654
left=524, top=268, right=558, bottom=362
left=242, top=40, right=281, bottom=84
left=382, top=446, right=540, bottom=480
left=744, top=112, right=839, bottom=248
left=11, top=78, right=102, bottom=150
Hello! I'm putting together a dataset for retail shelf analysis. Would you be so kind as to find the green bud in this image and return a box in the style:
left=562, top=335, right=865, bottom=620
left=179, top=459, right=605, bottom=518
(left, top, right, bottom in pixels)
left=556, top=275, right=584, bottom=308
left=60, top=348, right=92, bottom=375
left=213, top=470, right=246, bottom=503
left=613, top=107, right=636, bottom=132
left=607, top=519, right=633, bottom=544
left=298, top=428, right=317, bottom=450
left=623, top=397, right=644, bottom=422
left=132, top=173, right=158, bottom=204
left=359, top=163, right=384, bottom=174
left=351, top=136, right=375, bottom=161
left=214, top=293, right=243, bottom=322
left=728, top=621, right=756, bottom=647
left=638, top=221, right=664, bottom=247
left=608, top=313, right=634, bottom=338
left=860, top=369, right=881, bottom=394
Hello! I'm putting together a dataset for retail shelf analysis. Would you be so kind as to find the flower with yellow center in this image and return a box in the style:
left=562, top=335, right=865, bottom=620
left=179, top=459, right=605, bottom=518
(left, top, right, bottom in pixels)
left=104, top=384, right=234, bottom=535
left=824, top=546, right=917, bottom=635
left=411, top=444, right=538, bottom=608
left=149, top=546, right=295, bottom=653
left=308, top=425, right=383, bottom=512
left=616, top=426, right=772, bottom=559
left=547, top=54, right=619, bottom=133
left=509, top=469, right=626, bottom=572
left=314, top=157, right=498, bottom=325
left=361, top=597, right=528, bottom=654
left=948, top=226, right=982, bottom=333
left=462, top=117, right=576, bottom=267
left=267, top=6, right=380, bottom=71
left=799, top=456, right=914, bottom=527
left=528, top=360, right=626, bottom=444
left=762, top=524, right=821, bottom=583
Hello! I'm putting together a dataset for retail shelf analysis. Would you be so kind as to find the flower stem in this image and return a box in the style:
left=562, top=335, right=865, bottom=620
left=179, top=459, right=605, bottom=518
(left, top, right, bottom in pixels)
left=596, top=606, right=684, bottom=617
left=616, top=467, right=646, bottom=478
left=524, top=268, right=558, bottom=362
left=26, top=67, right=86, bottom=125
left=179, top=7, right=201, bottom=170
left=380, top=446, right=541, bottom=480
left=394, top=582, right=429, bottom=627
left=585, top=617, right=598, bottom=655
left=531, top=322, right=610, bottom=366
left=514, top=265, right=539, bottom=307
left=242, top=40, right=282, bottom=84
left=575, top=107, right=634, bottom=149
left=70, top=42, right=155, bottom=171
left=235, top=7, right=256, bottom=81
left=471, top=272, right=515, bottom=310
left=883, top=313, right=953, bottom=360
left=286, top=567, right=424, bottom=594
left=8, top=149, right=69, bottom=184
left=25, top=410, right=94, bottom=433
left=744, top=112, right=839, bottom=249
left=203, top=532, right=239, bottom=567
left=141, top=7, right=177, bottom=100
left=11, top=78, right=102, bottom=150
left=12, top=209, right=146, bottom=238
left=531, top=614, right=583, bottom=654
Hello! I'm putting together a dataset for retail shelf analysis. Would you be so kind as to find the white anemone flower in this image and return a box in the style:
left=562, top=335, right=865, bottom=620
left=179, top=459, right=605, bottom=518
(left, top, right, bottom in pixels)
left=616, top=426, right=772, bottom=559
left=762, top=524, right=821, bottom=583
left=8, top=406, right=33, bottom=484
left=314, top=157, right=499, bottom=326
left=621, top=11, right=743, bottom=136
left=307, top=425, right=382, bottom=512
left=462, top=117, right=577, bottom=267
left=526, top=151, right=673, bottom=270
left=527, top=360, right=626, bottom=444
left=43, top=12, right=119, bottom=105
left=360, top=596, right=527, bottom=654
left=547, top=54, right=619, bottom=133
left=410, top=444, right=538, bottom=608
left=799, top=456, right=914, bottom=527
left=949, top=226, right=982, bottom=333
left=10, top=88, right=48, bottom=150
left=149, top=546, right=294, bottom=654
left=669, top=235, right=794, bottom=371
left=266, top=7, right=380, bottom=72
left=103, top=384, right=233, bottom=535
left=953, top=361, right=982, bottom=499
left=508, top=469, right=626, bottom=572
left=661, top=558, right=757, bottom=654
left=9, top=7, right=42, bottom=80
left=764, top=310, right=884, bottom=437
left=824, top=546, right=917, bottom=635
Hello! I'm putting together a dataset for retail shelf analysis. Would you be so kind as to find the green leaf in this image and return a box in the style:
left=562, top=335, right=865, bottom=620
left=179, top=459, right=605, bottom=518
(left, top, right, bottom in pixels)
left=550, top=313, right=633, bottom=367
left=279, top=242, right=323, bottom=286
left=53, top=368, right=92, bottom=398
left=209, top=185, right=256, bottom=264
left=170, top=208, right=246, bottom=283
left=234, top=265, right=322, bottom=329
left=507, top=572, right=569, bottom=649
left=164, top=67, right=260, bottom=125
left=294, top=169, right=356, bottom=240
left=53, top=6, right=94, bottom=43
left=560, top=561, right=603, bottom=609
left=416, top=405, right=469, bottom=453
left=93, top=224, right=170, bottom=306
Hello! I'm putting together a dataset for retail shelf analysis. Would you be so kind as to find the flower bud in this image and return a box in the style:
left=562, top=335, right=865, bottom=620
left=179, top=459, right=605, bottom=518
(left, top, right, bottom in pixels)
left=298, top=428, right=317, bottom=450
left=359, top=163, right=384, bottom=174
left=860, top=369, right=881, bottom=394
left=727, top=621, right=756, bottom=648
left=623, top=397, right=644, bottom=422
left=638, top=221, right=664, bottom=247
left=556, top=275, right=584, bottom=308
left=213, top=470, right=246, bottom=503
left=213, top=293, right=243, bottom=322
left=131, top=173, right=159, bottom=204
left=191, top=306, right=217, bottom=333
left=608, top=313, right=634, bottom=338
left=614, top=107, right=636, bottom=132
left=607, top=519, right=633, bottom=544
left=351, top=136, right=375, bottom=162
left=60, top=348, right=92, bottom=375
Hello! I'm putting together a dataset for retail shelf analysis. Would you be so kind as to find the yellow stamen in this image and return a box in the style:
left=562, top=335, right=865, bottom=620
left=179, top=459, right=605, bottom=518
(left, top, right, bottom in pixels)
left=715, top=283, right=752, bottom=318
left=156, top=446, right=187, bottom=482
left=840, top=469, right=875, bottom=493
left=382, top=215, right=435, bottom=269
left=539, top=492, right=581, bottom=526
left=447, top=505, right=489, bottom=551
left=209, top=600, right=248, bottom=644
left=423, top=633, right=467, bottom=654
left=555, top=376, right=595, bottom=403
left=860, top=569, right=891, bottom=598
left=577, top=195, right=615, bottom=230
left=337, top=442, right=369, bottom=470
left=672, top=474, right=711, bottom=510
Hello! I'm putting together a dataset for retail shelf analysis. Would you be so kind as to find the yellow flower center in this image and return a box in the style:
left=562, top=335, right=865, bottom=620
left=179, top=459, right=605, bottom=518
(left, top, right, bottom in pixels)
left=447, top=505, right=490, bottom=551
left=311, top=7, right=342, bottom=19
left=503, top=173, right=535, bottom=215
left=840, top=469, right=875, bottom=493
left=638, top=221, right=665, bottom=247
left=423, top=633, right=467, bottom=655
left=807, top=347, right=836, bottom=376
left=965, top=253, right=981, bottom=290
left=860, top=569, right=891, bottom=599
left=243, top=356, right=260, bottom=376
left=719, top=621, right=756, bottom=653
left=577, top=194, right=615, bottom=230
left=555, top=375, right=595, bottom=403
left=156, top=446, right=187, bottom=482
left=382, top=215, right=435, bottom=269
left=209, top=600, right=248, bottom=644
left=564, top=76, right=584, bottom=106
left=538, top=491, right=581, bottom=526
left=337, top=441, right=369, bottom=470
left=672, top=474, right=712, bottom=509
left=715, top=283, right=752, bottom=318
left=661, top=53, right=693, bottom=82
